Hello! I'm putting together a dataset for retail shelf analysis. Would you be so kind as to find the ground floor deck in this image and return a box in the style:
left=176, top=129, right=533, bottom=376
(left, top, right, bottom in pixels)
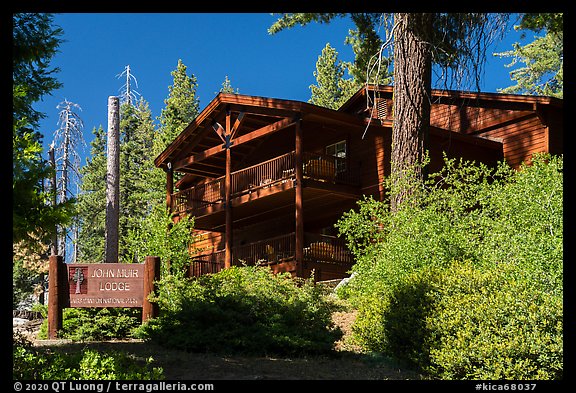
left=190, top=232, right=353, bottom=281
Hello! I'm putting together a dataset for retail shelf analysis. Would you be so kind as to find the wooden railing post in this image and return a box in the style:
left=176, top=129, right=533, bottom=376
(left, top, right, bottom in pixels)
left=166, top=163, right=173, bottom=212
left=142, top=256, right=161, bottom=323
left=48, top=255, right=64, bottom=339
left=294, top=119, right=304, bottom=277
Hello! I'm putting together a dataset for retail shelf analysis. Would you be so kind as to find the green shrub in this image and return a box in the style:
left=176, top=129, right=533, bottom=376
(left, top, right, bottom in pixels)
left=38, top=307, right=142, bottom=341
left=13, top=333, right=164, bottom=380
left=378, top=262, right=562, bottom=379
left=125, top=203, right=195, bottom=277
left=135, top=265, right=343, bottom=355
left=337, top=153, right=563, bottom=379
left=428, top=263, right=562, bottom=379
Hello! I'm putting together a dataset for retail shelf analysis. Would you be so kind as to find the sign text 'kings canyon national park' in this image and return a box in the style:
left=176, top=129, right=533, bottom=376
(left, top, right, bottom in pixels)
left=67, top=263, right=145, bottom=307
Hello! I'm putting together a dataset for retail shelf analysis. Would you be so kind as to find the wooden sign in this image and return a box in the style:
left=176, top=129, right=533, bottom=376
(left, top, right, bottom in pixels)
left=48, top=255, right=160, bottom=339
left=67, top=263, right=145, bottom=308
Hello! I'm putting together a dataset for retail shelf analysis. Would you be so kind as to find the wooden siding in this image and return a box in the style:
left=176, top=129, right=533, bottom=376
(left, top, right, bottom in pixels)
left=428, top=101, right=558, bottom=169
left=190, top=230, right=223, bottom=256
left=430, top=104, right=528, bottom=135
left=346, top=122, right=502, bottom=199
left=342, top=84, right=562, bottom=171
left=349, top=125, right=390, bottom=200
left=476, top=116, right=546, bottom=169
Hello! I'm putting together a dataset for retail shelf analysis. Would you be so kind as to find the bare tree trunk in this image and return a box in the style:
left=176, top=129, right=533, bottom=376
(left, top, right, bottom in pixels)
left=58, top=117, right=70, bottom=260
left=48, top=145, right=58, bottom=256
left=391, top=13, right=433, bottom=211
left=105, top=96, right=120, bottom=263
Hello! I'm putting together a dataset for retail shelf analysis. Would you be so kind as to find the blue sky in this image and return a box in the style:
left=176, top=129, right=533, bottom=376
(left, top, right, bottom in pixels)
left=34, top=13, right=525, bottom=164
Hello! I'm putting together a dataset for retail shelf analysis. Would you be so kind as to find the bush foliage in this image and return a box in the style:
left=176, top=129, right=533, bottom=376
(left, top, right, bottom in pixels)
left=382, top=261, right=562, bottom=379
left=336, top=153, right=563, bottom=379
left=38, top=307, right=142, bottom=341
left=13, top=333, right=164, bottom=380
left=135, top=265, right=343, bottom=355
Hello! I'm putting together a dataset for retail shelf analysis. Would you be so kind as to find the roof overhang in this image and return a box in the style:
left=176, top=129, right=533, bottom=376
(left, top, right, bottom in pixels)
left=339, top=84, right=563, bottom=115
left=154, top=92, right=367, bottom=175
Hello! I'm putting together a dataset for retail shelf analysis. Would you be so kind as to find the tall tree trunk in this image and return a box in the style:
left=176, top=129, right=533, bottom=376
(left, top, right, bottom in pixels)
left=48, top=145, right=58, bottom=256
left=58, top=118, right=70, bottom=260
left=391, top=13, right=433, bottom=211
left=105, top=96, right=120, bottom=263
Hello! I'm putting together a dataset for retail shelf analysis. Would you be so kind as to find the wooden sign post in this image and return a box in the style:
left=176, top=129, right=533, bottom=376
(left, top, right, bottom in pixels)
left=47, top=255, right=160, bottom=339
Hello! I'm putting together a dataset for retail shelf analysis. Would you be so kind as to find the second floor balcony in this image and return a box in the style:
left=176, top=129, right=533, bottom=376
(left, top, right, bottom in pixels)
left=170, top=150, right=360, bottom=219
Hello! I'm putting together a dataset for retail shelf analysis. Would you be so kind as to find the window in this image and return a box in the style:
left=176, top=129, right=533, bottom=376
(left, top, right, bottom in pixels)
left=326, top=140, right=347, bottom=173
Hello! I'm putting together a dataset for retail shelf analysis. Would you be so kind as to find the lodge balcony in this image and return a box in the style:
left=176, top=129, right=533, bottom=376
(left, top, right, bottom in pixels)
left=169, top=150, right=361, bottom=231
left=189, top=232, right=353, bottom=280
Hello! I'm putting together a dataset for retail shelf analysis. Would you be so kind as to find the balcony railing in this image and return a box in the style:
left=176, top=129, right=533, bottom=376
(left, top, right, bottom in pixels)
left=172, top=151, right=359, bottom=215
left=172, top=177, right=223, bottom=215
left=234, top=233, right=296, bottom=265
left=302, top=152, right=358, bottom=185
left=189, top=250, right=225, bottom=277
left=303, top=233, right=354, bottom=266
left=188, top=232, right=353, bottom=277
left=231, top=151, right=295, bottom=197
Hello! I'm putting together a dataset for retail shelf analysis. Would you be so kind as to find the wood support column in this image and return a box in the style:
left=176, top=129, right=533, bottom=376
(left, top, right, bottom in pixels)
left=166, top=164, right=173, bottom=212
left=224, top=110, right=233, bottom=269
left=294, top=119, right=304, bottom=277
left=142, top=256, right=161, bottom=323
left=48, top=255, right=64, bottom=339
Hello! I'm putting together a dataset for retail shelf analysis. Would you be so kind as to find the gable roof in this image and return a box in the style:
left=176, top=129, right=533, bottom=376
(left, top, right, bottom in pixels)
left=339, top=84, right=563, bottom=116
left=154, top=92, right=367, bottom=173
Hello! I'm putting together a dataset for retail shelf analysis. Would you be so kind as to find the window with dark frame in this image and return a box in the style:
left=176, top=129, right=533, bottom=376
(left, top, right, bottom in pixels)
left=325, top=140, right=347, bottom=174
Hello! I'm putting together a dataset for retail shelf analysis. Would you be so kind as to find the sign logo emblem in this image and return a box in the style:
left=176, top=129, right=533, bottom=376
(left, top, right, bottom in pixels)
left=68, top=267, right=88, bottom=294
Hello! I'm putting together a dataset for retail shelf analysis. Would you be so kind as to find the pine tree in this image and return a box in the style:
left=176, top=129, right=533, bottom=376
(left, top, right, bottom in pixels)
left=77, top=126, right=107, bottom=262
left=13, top=13, right=73, bottom=246
left=125, top=60, right=202, bottom=267
left=309, top=43, right=357, bottom=110
left=119, top=98, right=156, bottom=262
left=155, top=59, right=200, bottom=155
left=270, top=13, right=510, bottom=210
left=495, top=13, right=562, bottom=98
left=345, top=13, right=391, bottom=85
left=219, top=75, right=239, bottom=94
left=77, top=61, right=199, bottom=263
left=77, top=99, right=157, bottom=263
left=148, top=59, right=200, bottom=203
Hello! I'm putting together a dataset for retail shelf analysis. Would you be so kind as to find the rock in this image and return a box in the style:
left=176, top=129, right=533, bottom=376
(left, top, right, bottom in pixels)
left=13, top=318, right=29, bottom=326
left=334, top=272, right=356, bottom=292
left=13, top=310, right=43, bottom=320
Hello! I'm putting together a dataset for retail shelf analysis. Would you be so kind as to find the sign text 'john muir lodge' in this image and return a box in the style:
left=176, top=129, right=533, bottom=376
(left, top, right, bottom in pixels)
left=68, top=263, right=145, bottom=307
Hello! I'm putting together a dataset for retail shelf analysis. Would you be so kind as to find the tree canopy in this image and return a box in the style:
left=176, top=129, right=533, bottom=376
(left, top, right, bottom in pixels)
left=13, top=13, right=74, bottom=246
left=76, top=60, right=201, bottom=263
left=495, top=13, right=563, bottom=98
left=270, top=13, right=511, bottom=210
left=309, top=43, right=357, bottom=110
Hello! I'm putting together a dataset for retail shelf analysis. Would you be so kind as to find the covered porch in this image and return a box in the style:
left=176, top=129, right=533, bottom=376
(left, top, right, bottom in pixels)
left=189, top=232, right=353, bottom=281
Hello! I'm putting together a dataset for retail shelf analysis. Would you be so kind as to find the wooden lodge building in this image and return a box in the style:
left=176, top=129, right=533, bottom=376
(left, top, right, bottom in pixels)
left=154, top=84, right=563, bottom=281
